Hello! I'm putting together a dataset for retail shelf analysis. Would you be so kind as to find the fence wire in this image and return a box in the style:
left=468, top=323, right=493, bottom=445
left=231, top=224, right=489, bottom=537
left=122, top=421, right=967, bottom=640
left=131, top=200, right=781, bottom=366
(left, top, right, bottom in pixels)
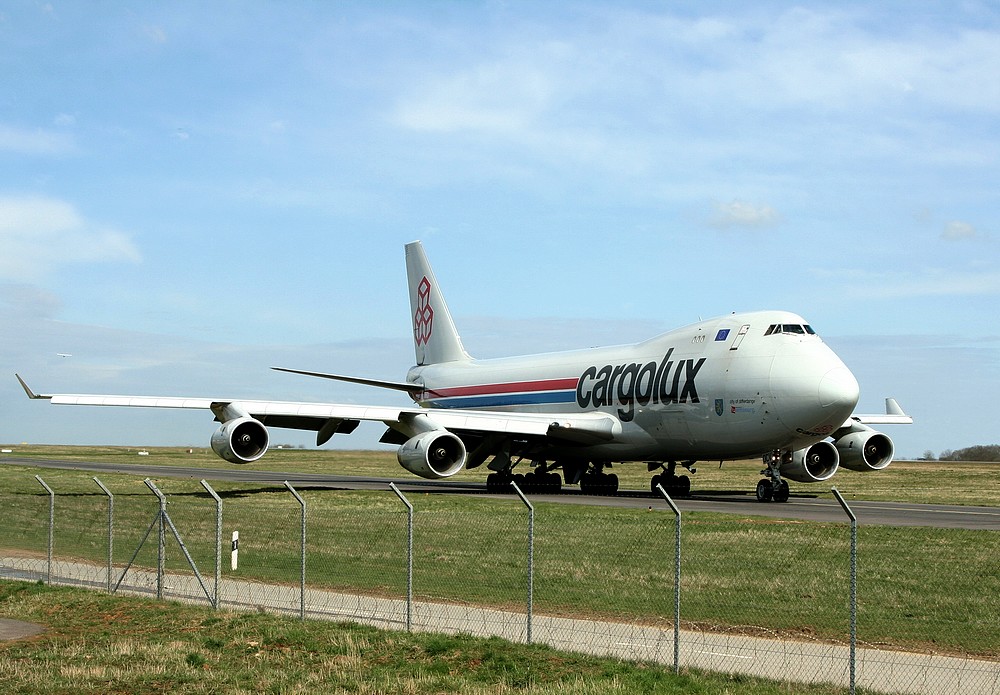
left=1, top=469, right=998, bottom=695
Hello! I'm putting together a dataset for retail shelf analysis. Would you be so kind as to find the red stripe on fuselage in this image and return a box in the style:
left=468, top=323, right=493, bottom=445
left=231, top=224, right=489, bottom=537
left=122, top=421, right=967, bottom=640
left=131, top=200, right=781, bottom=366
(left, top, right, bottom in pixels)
left=421, top=377, right=578, bottom=400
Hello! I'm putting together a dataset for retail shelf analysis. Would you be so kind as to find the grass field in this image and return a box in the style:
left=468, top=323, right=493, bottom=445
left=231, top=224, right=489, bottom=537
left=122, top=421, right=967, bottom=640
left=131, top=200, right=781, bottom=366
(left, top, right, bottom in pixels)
left=0, top=581, right=856, bottom=694
left=1, top=446, right=998, bottom=661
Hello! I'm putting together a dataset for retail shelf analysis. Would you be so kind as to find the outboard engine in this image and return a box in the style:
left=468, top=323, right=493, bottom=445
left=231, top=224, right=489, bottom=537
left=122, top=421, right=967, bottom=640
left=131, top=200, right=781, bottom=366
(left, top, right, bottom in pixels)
left=211, top=417, right=269, bottom=463
left=836, top=426, right=894, bottom=471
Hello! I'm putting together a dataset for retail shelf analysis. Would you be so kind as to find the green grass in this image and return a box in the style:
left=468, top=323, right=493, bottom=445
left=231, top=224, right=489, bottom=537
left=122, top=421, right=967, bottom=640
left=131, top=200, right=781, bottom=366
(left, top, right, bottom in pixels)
left=1, top=456, right=998, bottom=660
left=0, top=581, right=860, bottom=694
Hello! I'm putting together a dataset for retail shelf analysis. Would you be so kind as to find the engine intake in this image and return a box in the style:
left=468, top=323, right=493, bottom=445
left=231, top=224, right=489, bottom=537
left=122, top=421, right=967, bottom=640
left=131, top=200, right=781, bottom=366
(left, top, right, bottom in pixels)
left=211, top=417, right=269, bottom=464
left=781, top=441, right=840, bottom=482
left=397, top=430, right=466, bottom=479
left=837, top=429, right=894, bottom=471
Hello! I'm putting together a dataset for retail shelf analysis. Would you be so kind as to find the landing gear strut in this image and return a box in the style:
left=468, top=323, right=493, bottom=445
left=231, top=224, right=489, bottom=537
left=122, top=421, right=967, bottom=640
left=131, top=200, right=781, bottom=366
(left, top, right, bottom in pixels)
left=756, top=450, right=790, bottom=503
left=650, top=461, right=693, bottom=497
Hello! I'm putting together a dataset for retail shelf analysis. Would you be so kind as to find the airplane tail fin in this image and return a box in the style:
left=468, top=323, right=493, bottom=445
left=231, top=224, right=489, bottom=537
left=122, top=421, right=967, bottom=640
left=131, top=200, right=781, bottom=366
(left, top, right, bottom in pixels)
left=405, top=241, right=472, bottom=365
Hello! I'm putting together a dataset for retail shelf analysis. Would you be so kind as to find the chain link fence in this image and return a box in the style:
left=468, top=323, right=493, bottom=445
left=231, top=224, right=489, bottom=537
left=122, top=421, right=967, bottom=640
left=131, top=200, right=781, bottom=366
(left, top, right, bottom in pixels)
left=1, top=470, right=998, bottom=695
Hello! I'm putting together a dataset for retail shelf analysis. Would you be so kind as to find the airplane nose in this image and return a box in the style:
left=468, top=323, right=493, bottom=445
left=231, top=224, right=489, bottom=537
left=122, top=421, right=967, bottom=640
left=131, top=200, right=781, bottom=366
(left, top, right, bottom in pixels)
left=818, top=366, right=860, bottom=410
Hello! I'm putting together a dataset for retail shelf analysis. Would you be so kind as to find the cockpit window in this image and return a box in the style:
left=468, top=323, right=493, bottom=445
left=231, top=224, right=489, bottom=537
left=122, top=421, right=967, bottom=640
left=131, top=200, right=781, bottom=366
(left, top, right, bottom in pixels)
left=765, top=323, right=817, bottom=336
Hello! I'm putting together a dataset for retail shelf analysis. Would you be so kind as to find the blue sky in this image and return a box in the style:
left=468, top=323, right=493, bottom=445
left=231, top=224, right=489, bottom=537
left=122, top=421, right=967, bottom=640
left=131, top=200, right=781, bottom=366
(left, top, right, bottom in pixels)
left=2, top=1, right=998, bottom=459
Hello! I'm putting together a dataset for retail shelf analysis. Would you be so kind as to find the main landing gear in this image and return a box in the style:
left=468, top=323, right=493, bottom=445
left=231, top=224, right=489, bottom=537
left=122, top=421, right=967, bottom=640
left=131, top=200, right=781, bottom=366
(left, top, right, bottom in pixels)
left=579, top=469, right=619, bottom=495
left=485, top=462, right=562, bottom=494
left=486, top=460, right=622, bottom=496
left=756, top=450, right=790, bottom=503
left=649, top=461, right=694, bottom=497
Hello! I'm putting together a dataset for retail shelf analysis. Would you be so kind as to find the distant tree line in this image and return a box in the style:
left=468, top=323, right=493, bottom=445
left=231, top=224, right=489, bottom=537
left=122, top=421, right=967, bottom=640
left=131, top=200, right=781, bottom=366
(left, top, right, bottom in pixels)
left=923, top=445, right=1000, bottom=462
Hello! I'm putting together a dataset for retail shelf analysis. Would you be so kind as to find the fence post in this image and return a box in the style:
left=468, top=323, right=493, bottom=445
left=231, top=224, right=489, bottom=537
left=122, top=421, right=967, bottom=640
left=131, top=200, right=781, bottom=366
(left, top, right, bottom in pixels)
left=144, top=479, right=166, bottom=600
left=284, top=481, right=306, bottom=621
left=832, top=487, right=857, bottom=695
left=656, top=483, right=682, bottom=675
left=510, top=480, right=534, bottom=644
left=34, top=475, right=54, bottom=585
left=201, top=480, right=223, bottom=610
left=93, top=477, right=114, bottom=594
left=389, top=483, right=414, bottom=632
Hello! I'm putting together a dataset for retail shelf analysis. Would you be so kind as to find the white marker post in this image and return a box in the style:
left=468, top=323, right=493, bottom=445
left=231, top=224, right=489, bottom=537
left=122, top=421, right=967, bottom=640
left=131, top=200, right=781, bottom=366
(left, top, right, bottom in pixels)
left=231, top=531, right=239, bottom=571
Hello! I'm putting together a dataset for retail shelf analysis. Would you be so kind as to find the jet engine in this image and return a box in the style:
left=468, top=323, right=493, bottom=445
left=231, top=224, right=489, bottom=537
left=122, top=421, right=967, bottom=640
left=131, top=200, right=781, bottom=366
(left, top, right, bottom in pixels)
left=397, top=430, right=467, bottom=479
left=211, top=417, right=269, bottom=464
left=781, top=441, right=840, bottom=482
left=836, top=427, right=894, bottom=471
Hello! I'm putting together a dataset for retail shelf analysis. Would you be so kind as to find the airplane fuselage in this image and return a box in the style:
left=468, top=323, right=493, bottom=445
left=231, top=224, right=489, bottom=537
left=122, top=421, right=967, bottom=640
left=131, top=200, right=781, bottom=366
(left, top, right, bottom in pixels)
left=407, top=310, right=860, bottom=463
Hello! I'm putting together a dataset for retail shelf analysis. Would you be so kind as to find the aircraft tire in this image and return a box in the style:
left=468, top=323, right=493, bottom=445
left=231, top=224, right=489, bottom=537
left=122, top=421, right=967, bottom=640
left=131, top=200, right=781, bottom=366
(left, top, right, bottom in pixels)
left=650, top=473, right=662, bottom=493
left=755, top=479, right=773, bottom=503
left=773, top=480, right=790, bottom=503
left=581, top=472, right=614, bottom=495
left=676, top=475, right=691, bottom=497
left=486, top=473, right=511, bottom=493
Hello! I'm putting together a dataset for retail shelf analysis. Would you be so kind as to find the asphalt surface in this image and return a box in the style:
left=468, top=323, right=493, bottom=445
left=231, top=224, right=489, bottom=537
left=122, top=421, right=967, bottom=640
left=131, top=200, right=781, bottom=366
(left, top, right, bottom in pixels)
left=5, top=455, right=999, bottom=530
left=0, top=618, right=44, bottom=641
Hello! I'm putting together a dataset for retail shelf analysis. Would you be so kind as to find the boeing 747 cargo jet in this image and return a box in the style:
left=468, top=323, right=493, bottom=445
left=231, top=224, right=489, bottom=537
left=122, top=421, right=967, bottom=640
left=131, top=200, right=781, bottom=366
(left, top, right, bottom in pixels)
left=17, top=241, right=910, bottom=502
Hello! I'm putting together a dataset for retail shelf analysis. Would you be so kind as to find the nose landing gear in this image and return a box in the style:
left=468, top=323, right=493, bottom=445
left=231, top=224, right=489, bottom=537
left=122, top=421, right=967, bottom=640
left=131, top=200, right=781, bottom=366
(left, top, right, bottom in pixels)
left=756, top=450, right=790, bottom=503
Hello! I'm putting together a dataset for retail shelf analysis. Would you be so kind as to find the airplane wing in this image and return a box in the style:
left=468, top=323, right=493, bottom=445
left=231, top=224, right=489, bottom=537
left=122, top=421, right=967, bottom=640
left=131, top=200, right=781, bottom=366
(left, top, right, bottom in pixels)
left=15, top=374, right=621, bottom=446
left=848, top=398, right=913, bottom=426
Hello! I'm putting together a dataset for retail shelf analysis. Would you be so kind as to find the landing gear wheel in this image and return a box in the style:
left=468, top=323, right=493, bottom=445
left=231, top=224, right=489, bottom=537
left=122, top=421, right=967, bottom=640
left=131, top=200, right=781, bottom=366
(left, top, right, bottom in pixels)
left=755, top=479, right=773, bottom=503
left=676, top=475, right=691, bottom=497
left=773, top=480, right=790, bottom=503
left=581, top=472, right=618, bottom=496
left=651, top=473, right=691, bottom=497
left=486, top=472, right=514, bottom=493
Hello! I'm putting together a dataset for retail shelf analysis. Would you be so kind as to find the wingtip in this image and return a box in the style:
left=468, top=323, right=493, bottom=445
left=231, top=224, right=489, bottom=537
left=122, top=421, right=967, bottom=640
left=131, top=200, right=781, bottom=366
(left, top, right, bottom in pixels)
left=15, top=373, right=47, bottom=400
left=885, top=398, right=906, bottom=416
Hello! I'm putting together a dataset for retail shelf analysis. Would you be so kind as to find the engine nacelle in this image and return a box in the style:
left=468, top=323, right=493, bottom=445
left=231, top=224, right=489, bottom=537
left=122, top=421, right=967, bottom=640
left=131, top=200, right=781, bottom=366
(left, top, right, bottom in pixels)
left=397, top=430, right=466, bottom=480
left=211, top=417, right=269, bottom=464
left=836, top=429, right=894, bottom=472
left=781, top=441, right=840, bottom=482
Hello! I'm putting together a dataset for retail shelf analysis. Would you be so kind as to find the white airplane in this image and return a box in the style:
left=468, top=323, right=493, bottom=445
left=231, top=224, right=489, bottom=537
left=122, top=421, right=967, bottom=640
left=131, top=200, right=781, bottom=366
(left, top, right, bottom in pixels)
left=17, top=241, right=910, bottom=502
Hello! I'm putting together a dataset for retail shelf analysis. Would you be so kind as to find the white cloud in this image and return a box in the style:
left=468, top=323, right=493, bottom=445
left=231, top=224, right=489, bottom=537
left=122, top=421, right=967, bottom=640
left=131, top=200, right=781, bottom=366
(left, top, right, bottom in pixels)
left=0, top=195, right=142, bottom=281
left=709, top=200, right=781, bottom=229
left=143, top=24, right=168, bottom=45
left=394, top=57, right=556, bottom=134
left=0, top=124, right=75, bottom=155
left=942, top=221, right=979, bottom=240
left=0, top=283, right=61, bottom=319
